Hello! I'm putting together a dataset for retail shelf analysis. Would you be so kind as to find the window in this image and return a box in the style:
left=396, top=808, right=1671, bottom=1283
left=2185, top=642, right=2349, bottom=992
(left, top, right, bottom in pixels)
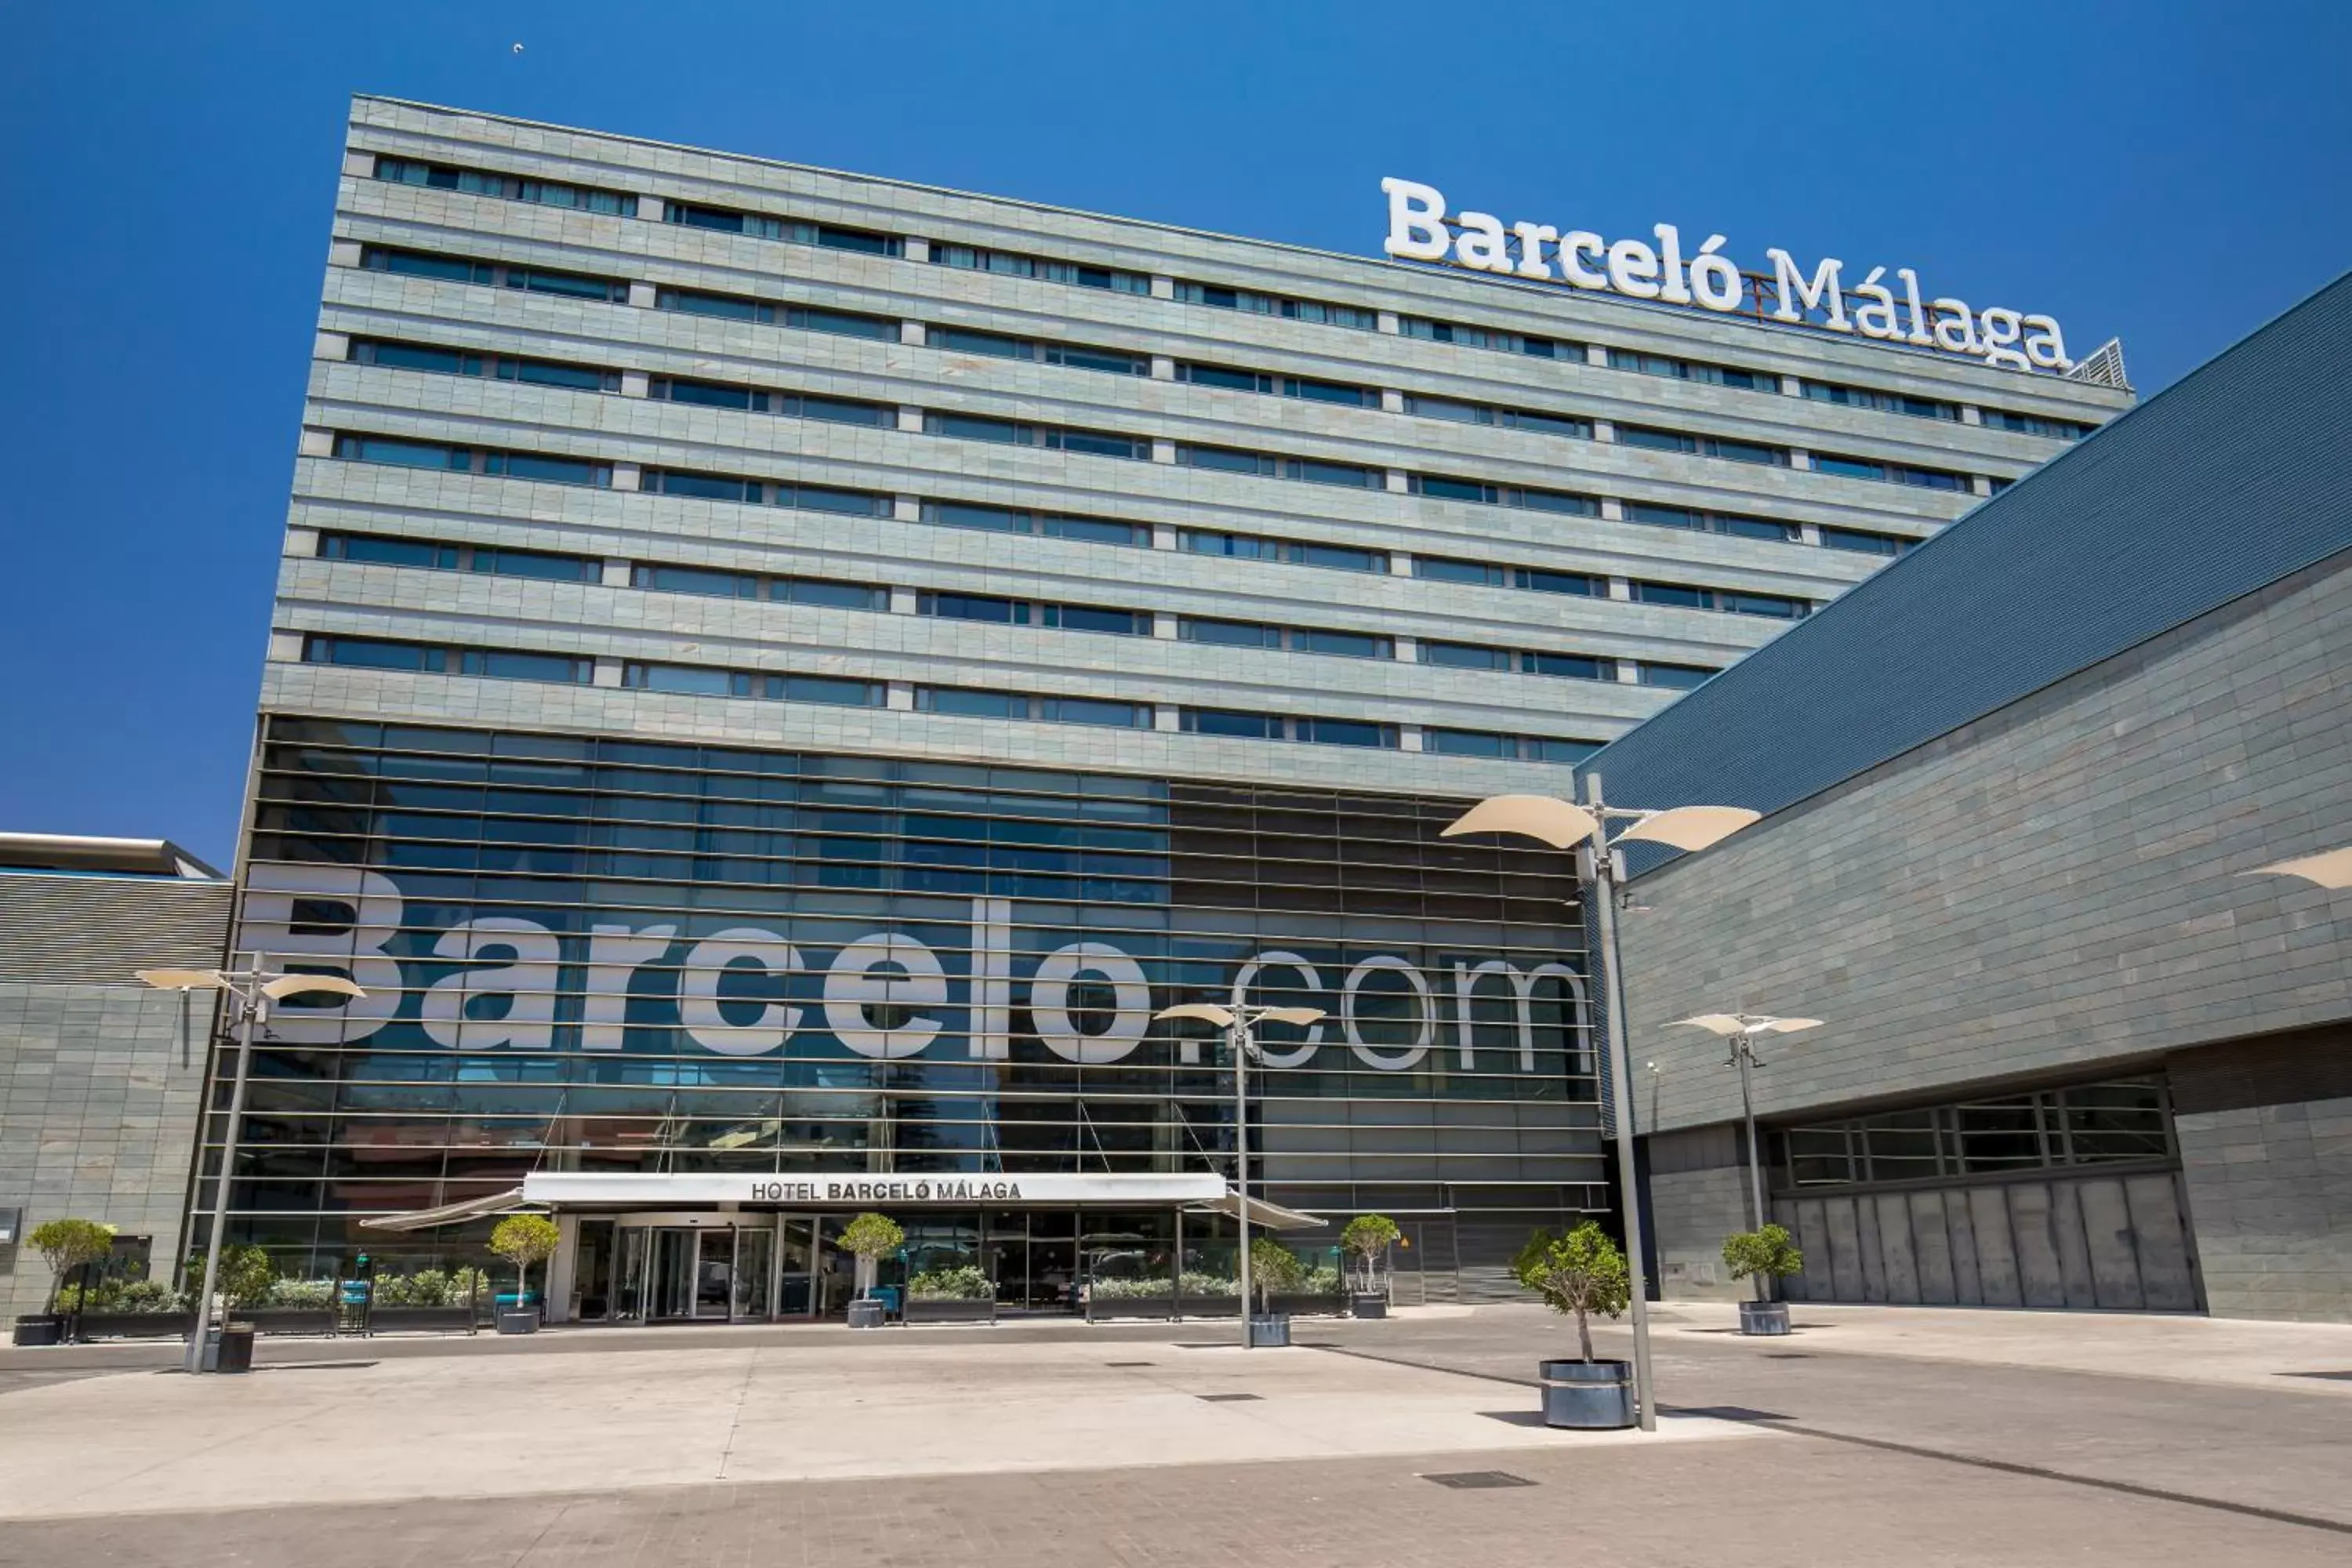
left=329, top=434, right=612, bottom=488
left=650, top=378, right=895, bottom=426
left=622, top=663, right=883, bottom=706
left=302, top=635, right=590, bottom=684
left=777, top=578, right=889, bottom=612
left=1982, top=409, right=2091, bottom=441
left=1178, top=529, right=1386, bottom=573
left=1821, top=526, right=1907, bottom=556
left=1174, top=364, right=1376, bottom=405
left=633, top=564, right=886, bottom=611
left=1802, top=380, right=1958, bottom=420
left=916, top=688, right=1149, bottom=728
left=1629, top=582, right=1708, bottom=611
left=662, top=201, right=901, bottom=256
left=469, top=546, right=602, bottom=583
left=1421, top=641, right=1614, bottom=683
left=924, top=412, right=1149, bottom=458
left=931, top=243, right=1150, bottom=294
left=1813, top=454, right=1971, bottom=490
left=1402, top=394, right=1590, bottom=439
left=1778, top=1079, right=2169, bottom=1189
left=1400, top=318, right=1569, bottom=358
left=1174, top=447, right=1375, bottom=487
left=1178, top=620, right=1387, bottom=658
left=1524, top=651, right=1612, bottom=681
left=641, top=469, right=892, bottom=516
left=1181, top=708, right=1282, bottom=740
left=930, top=328, right=1149, bottom=376
left=371, top=156, right=637, bottom=216
left=1618, top=426, right=1788, bottom=466
left=922, top=501, right=1149, bottom=547
left=347, top=339, right=620, bottom=393
left=1639, top=662, right=1713, bottom=689
left=318, top=534, right=456, bottom=569
left=1607, top=347, right=1778, bottom=393
left=1409, top=475, right=1599, bottom=516
left=919, top=593, right=1145, bottom=634
left=1417, top=554, right=1593, bottom=599
left=1418, top=642, right=1512, bottom=672
left=1518, top=567, right=1597, bottom=597
left=1173, top=281, right=1375, bottom=328
left=1295, top=717, right=1394, bottom=749
left=1424, top=728, right=1595, bottom=765
left=651, top=288, right=900, bottom=341
left=359, top=245, right=630, bottom=303
left=635, top=563, right=757, bottom=599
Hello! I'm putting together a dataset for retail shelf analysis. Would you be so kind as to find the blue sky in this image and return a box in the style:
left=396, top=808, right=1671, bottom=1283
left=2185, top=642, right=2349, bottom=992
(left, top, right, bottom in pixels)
left=3, top=1, right=2347, bottom=867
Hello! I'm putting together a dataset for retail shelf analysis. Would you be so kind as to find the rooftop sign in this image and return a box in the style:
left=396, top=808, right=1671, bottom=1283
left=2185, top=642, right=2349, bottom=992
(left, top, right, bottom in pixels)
left=1381, top=177, right=2072, bottom=376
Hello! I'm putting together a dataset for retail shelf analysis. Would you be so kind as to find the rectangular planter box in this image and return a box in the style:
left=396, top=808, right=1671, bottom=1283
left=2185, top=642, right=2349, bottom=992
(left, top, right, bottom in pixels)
left=903, top=1298, right=996, bottom=1326
left=366, top=1306, right=477, bottom=1334
left=237, top=1308, right=339, bottom=1337
left=1085, top=1295, right=1240, bottom=1322
left=74, top=1311, right=196, bottom=1341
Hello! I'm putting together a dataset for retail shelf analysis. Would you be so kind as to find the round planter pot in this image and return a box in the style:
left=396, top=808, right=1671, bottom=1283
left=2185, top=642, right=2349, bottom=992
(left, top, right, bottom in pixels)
left=845, top=1298, right=887, bottom=1330
left=1539, top=1358, right=1636, bottom=1430
left=1738, top=1301, right=1792, bottom=1337
left=494, top=1311, right=540, bottom=1336
left=1348, top=1294, right=1388, bottom=1320
left=1247, top=1313, right=1290, bottom=1348
left=12, top=1315, right=65, bottom=1348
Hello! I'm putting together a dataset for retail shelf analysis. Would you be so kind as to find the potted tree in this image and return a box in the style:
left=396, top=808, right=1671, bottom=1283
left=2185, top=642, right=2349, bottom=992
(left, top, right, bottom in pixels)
left=1722, top=1224, right=1803, bottom=1335
left=839, top=1212, right=903, bottom=1328
left=1340, top=1214, right=1400, bottom=1319
left=15, top=1218, right=114, bottom=1345
left=1513, top=1221, right=1636, bottom=1429
left=488, top=1214, right=560, bottom=1334
left=1247, top=1236, right=1303, bottom=1347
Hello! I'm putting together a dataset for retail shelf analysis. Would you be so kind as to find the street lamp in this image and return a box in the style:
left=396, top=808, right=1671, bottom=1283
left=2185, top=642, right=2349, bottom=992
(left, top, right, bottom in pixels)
left=137, top=961, right=365, bottom=1373
left=1666, top=1014, right=1823, bottom=1232
left=1153, top=1000, right=1327, bottom=1348
left=1442, top=775, right=1759, bottom=1432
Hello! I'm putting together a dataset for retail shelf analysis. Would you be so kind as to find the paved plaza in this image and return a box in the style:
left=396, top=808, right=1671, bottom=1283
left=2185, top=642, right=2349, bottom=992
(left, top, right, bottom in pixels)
left=1, top=1304, right=2349, bottom=1566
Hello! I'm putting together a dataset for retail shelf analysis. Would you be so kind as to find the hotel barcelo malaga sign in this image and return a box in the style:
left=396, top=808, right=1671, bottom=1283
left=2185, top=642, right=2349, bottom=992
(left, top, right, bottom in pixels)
left=1382, top=176, right=2074, bottom=375
left=238, top=866, right=1587, bottom=1073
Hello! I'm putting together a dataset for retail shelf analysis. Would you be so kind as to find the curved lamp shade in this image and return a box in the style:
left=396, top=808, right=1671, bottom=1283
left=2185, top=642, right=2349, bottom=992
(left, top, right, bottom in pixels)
left=2244, top=846, right=2352, bottom=891
left=1669, top=1013, right=1822, bottom=1036
left=1440, top=795, right=1599, bottom=851
left=1755, top=1017, right=1824, bottom=1035
left=1255, top=1007, right=1327, bottom=1027
left=136, top=967, right=225, bottom=992
left=1617, top=806, right=1762, bottom=853
left=262, top=974, right=367, bottom=1002
left=1667, top=1014, right=1748, bottom=1036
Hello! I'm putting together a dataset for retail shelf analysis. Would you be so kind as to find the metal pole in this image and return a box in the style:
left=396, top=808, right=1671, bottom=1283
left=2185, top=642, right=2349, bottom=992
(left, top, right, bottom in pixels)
left=1233, top=1018, right=1253, bottom=1348
left=1737, top=1033, right=1765, bottom=1234
left=1581, top=773, right=1657, bottom=1432
left=187, top=967, right=259, bottom=1374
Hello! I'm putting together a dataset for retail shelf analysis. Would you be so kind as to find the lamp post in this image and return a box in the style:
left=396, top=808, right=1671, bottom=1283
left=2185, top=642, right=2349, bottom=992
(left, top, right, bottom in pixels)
left=1442, top=773, right=1759, bottom=1432
left=1666, top=1014, right=1824, bottom=1232
left=1153, top=1000, right=1327, bottom=1348
left=136, top=961, right=366, bottom=1373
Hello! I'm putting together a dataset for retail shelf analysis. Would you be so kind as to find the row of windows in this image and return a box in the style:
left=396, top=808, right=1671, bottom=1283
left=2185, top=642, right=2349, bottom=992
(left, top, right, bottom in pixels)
left=1417, top=642, right=1710, bottom=689
left=365, top=157, right=2096, bottom=442
left=318, top=441, right=1813, bottom=632
left=294, top=636, right=1608, bottom=760
left=348, top=252, right=2006, bottom=497
left=1773, top=1081, right=2170, bottom=1189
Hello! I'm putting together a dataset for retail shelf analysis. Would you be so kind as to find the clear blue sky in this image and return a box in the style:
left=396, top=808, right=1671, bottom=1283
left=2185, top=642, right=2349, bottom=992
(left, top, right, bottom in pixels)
left=3, top=2, right=2347, bottom=868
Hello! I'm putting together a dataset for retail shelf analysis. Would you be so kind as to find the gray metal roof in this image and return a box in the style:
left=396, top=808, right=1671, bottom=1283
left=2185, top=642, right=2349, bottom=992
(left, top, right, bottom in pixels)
left=1578, top=270, right=2352, bottom=844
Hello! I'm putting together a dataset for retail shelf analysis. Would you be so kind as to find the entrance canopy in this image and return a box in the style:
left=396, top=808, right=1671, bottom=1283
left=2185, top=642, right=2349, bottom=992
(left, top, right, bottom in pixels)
left=1186, top=1192, right=1326, bottom=1231
left=519, top=1171, right=1227, bottom=1209
left=359, top=1187, right=534, bottom=1232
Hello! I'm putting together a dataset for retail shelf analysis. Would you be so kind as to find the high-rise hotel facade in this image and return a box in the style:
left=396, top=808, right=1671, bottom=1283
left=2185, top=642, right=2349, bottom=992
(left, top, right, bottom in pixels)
left=212, top=97, right=2129, bottom=1319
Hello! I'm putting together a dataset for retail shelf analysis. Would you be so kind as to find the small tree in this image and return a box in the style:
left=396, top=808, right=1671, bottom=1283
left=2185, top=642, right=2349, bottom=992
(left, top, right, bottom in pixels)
left=189, top=1243, right=277, bottom=1311
left=1722, top=1224, right=1804, bottom=1304
left=1247, top=1236, right=1304, bottom=1312
left=839, top=1212, right=904, bottom=1301
left=489, top=1214, right=561, bottom=1312
left=1512, top=1221, right=1632, bottom=1363
left=28, top=1218, right=115, bottom=1316
left=1340, top=1214, right=1401, bottom=1295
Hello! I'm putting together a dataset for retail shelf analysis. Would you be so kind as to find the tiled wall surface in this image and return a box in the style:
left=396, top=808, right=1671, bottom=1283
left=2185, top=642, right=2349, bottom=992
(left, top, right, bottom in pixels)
left=2175, top=1094, right=2352, bottom=1321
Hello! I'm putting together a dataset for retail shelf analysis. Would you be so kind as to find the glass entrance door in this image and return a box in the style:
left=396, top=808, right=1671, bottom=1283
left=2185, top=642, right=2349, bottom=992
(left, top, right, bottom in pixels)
left=734, top=1229, right=771, bottom=1319
left=650, top=1228, right=698, bottom=1319
left=777, top=1218, right=816, bottom=1316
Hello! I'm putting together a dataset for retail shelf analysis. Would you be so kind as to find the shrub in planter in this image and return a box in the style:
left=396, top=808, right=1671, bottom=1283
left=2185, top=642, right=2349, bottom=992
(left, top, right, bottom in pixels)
left=1512, top=1221, right=1631, bottom=1364
left=28, top=1218, right=115, bottom=1319
left=1341, top=1214, right=1401, bottom=1298
left=266, top=1278, right=339, bottom=1309
left=838, top=1212, right=905, bottom=1308
left=186, top=1244, right=277, bottom=1312
left=489, top=1214, right=561, bottom=1330
left=1247, top=1236, right=1304, bottom=1315
left=1722, top=1225, right=1803, bottom=1333
left=907, top=1265, right=993, bottom=1301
